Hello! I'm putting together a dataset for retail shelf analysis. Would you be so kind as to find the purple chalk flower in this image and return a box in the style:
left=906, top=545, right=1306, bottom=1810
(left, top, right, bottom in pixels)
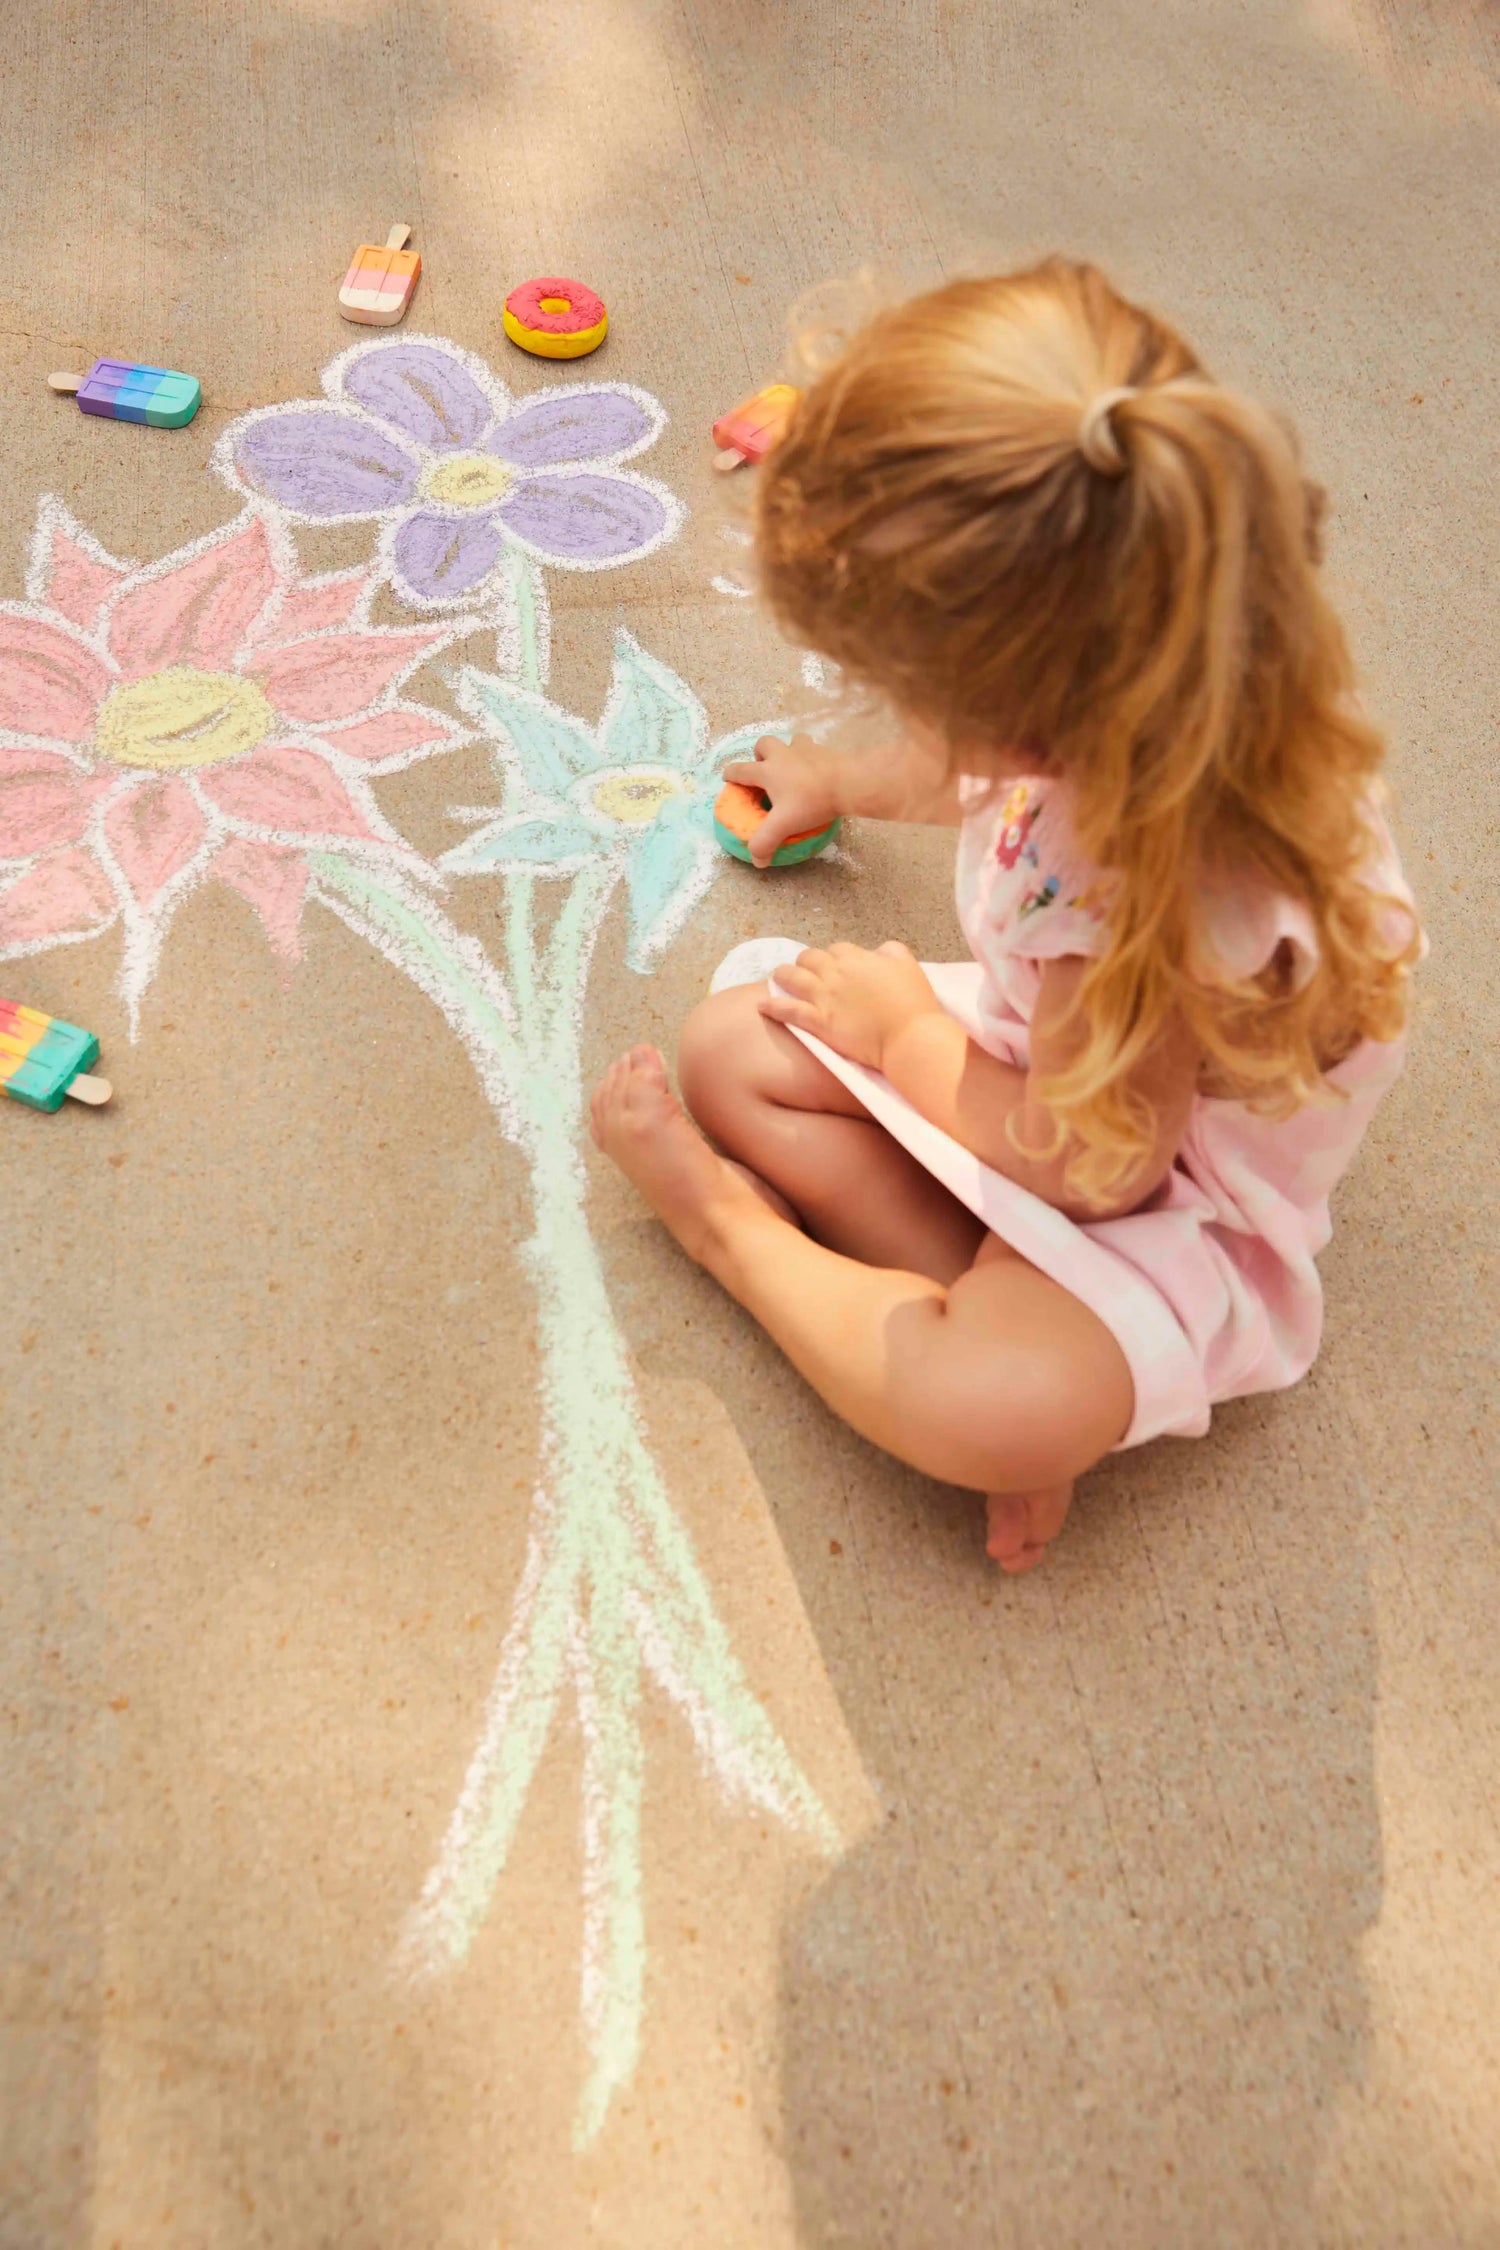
left=214, top=336, right=683, bottom=612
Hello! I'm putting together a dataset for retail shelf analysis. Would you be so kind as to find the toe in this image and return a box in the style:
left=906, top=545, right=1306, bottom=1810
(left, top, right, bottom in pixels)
left=985, top=1493, right=1032, bottom=1563
left=986, top=1482, right=1073, bottom=1572
left=632, top=1044, right=668, bottom=1086
left=593, top=1054, right=628, bottom=1131
left=590, top=1076, right=611, bottom=1143
left=996, top=1542, right=1050, bottom=1576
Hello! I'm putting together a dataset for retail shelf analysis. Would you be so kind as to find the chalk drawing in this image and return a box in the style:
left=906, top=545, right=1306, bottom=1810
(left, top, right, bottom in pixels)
left=381, top=632, right=834, bottom=2139
left=711, top=573, right=753, bottom=598
left=0, top=342, right=844, bottom=2147
left=0, top=495, right=469, bottom=1026
left=442, top=629, right=783, bottom=971
left=215, top=334, right=682, bottom=682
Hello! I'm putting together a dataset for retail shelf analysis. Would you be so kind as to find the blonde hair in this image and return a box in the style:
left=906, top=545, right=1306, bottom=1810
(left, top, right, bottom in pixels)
left=756, top=258, right=1420, bottom=1205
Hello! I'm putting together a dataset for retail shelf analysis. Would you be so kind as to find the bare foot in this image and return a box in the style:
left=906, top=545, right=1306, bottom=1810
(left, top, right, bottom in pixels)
left=590, top=1046, right=782, bottom=1265
left=985, top=1481, right=1073, bottom=1575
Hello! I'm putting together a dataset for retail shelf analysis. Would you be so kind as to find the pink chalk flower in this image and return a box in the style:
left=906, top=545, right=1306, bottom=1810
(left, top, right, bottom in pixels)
left=0, top=498, right=470, bottom=1022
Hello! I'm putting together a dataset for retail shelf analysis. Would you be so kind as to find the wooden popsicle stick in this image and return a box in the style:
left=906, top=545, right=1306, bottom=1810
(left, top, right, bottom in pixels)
left=386, top=224, right=413, bottom=250
left=712, top=446, right=748, bottom=473
left=48, top=372, right=83, bottom=394
left=64, top=1072, right=112, bottom=1106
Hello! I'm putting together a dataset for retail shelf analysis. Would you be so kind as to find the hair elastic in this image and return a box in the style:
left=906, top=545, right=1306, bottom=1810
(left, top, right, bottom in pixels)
left=1077, top=386, right=1137, bottom=475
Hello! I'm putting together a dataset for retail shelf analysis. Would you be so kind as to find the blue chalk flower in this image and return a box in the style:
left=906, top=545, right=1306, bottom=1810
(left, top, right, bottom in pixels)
left=442, top=630, right=779, bottom=970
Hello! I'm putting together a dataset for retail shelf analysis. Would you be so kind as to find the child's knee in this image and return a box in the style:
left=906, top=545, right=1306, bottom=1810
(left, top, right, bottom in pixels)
left=676, top=988, right=755, bottom=1126
left=895, top=1374, right=1102, bottom=1492
left=884, top=1270, right=1130, bottom=1490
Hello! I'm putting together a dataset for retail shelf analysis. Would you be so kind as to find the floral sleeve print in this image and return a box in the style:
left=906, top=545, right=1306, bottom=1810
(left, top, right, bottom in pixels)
left=962, top=777, right=1113, bottom=963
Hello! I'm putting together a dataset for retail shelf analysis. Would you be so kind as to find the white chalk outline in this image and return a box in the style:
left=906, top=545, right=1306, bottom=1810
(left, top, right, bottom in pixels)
left=212, top=333, right=685, bottom=617
left=0, top=348, right=848, bottom=2151
left=1, top=497, right=471, bottom=1025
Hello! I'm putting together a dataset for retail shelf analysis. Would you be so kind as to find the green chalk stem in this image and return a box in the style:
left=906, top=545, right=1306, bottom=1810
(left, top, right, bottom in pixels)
left=310, top=576, right=837, bottom=2148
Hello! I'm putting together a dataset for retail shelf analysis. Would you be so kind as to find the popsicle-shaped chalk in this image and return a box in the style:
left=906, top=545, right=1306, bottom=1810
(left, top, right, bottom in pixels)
left=712, top=383, right=800, bottom=471
left=48, top=360, right=201, bottom=429
left=339, top=224, right=421, bottom=326
left=0, top=1001, right=111, bottom=1111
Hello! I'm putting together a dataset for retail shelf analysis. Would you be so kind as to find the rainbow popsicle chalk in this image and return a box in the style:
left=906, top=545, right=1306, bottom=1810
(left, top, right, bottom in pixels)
left=0, top=1001, right=111, bottom=1111
left=712, top=383, right=800, bottom=471
left=339, top=223, right=421, bottom=326
left=48, top=359, right=201, bottom=428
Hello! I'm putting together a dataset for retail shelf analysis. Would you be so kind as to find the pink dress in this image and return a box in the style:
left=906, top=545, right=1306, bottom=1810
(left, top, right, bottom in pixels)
left=736, top=776, right=1414, bottom=1449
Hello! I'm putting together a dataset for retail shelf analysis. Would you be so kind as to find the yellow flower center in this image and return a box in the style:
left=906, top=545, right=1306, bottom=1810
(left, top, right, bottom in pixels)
left=420, top=452, right=516, bottom=509
left=586, top=768, right=688, bottom=826
left=95, top=666, right=276, bottom=771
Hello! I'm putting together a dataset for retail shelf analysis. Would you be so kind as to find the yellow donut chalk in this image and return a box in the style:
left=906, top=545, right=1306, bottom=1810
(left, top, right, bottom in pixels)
left=503, top=277, right=609, bottom=360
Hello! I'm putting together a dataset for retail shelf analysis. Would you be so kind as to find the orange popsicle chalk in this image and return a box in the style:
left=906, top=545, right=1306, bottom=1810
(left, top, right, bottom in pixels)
left=712, top=383, right=800, bottom=471
left=339, top=225, right=421, bottom=327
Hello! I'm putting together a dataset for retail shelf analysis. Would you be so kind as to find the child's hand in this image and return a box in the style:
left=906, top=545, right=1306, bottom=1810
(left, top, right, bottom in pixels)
left=721, top=733, right=843, bottom=867
left=759, top=940, right=943, bottom=1068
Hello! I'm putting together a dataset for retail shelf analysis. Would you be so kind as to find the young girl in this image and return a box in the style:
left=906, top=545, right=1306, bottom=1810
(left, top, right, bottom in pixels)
left=590, top=259, right=1420, bottom=1573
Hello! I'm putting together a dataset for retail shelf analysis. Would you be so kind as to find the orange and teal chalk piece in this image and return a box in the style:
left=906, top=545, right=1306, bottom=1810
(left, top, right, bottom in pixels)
left=713, top=779, right=839, bottom=867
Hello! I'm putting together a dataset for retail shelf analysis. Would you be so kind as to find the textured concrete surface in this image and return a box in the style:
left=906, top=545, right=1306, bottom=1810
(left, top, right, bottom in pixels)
left=1, top=1, right=1496, bottom=2244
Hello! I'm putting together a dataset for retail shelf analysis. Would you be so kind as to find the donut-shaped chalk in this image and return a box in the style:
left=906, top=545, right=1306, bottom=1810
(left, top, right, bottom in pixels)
left=713, top=780, right=840, bottom=867
left=503, top=277, right=609, bottom=360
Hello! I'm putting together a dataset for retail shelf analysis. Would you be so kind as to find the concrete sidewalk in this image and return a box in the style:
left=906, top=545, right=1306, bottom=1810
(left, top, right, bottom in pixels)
left=1, top=1, right=1495, bottom=2243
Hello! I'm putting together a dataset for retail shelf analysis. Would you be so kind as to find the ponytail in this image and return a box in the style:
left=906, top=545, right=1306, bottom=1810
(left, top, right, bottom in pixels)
left=758, top=260, right=1420, bottom=1203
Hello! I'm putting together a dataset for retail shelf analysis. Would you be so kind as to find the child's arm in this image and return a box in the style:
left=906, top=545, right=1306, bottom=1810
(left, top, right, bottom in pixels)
left=721, top=731, right=962, bottom=866
left=761, top=944, right=1199, bottom=1222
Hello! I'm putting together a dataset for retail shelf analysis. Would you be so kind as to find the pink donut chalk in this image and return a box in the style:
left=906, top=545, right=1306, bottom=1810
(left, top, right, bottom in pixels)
left=503, top=276, right=609, bottom=360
